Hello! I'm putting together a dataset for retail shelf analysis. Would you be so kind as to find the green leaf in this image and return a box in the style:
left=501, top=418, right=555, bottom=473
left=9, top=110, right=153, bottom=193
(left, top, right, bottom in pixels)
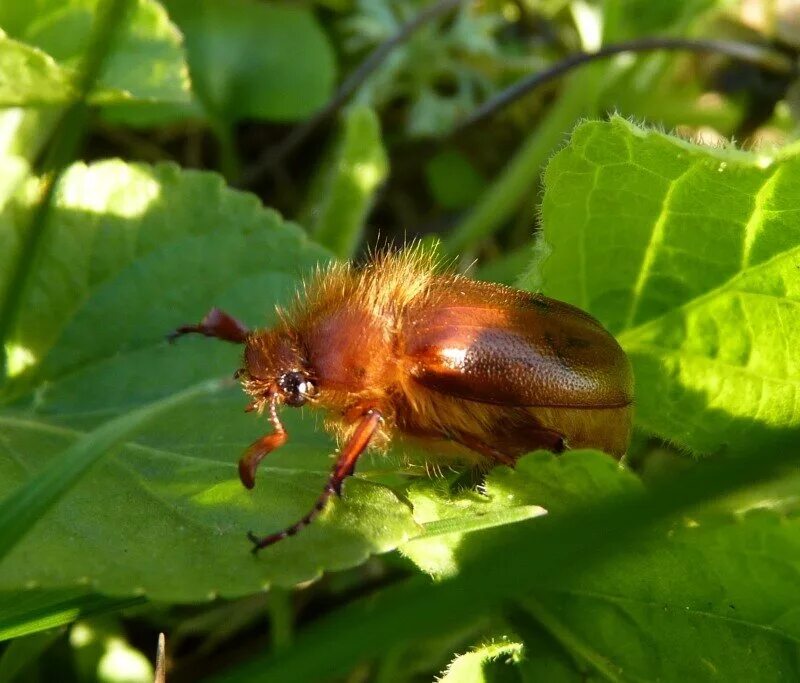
left=0, top=34, right=77, bottom=106
left=307, top=105, right=388, bottom=259
left=218, top=439, right=800, bottom=682
left=165, top=0, right=336, bottom=123
left=400, top=451, right=633, bottom=577
left=0, top=379, right=224, bottom=559
left=1, top=161, right=308, bottom=387
left=521, top=509, right=800, bottom=681
left=532, top=116, right=800, bottom=453
left=0, top=161, right=421, bottom=601
left=0, top=0, right=190, bottom=105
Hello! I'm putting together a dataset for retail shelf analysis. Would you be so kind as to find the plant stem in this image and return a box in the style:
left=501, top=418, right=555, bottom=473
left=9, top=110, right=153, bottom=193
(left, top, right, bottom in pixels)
left=444, top=66, right=603, bottom=256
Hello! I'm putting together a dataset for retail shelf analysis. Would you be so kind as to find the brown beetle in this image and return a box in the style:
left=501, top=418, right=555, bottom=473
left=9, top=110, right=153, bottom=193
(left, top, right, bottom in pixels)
left=171, top=248, right=633, bottom=551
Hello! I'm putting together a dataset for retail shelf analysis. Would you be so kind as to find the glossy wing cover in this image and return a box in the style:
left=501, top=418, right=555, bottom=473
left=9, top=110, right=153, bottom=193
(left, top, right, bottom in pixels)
left=403, top=280, right=633, bottom=409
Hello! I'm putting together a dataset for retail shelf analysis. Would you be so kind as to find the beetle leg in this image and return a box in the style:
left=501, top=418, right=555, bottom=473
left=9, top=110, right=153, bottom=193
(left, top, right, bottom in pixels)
left=239, top=395, right=286, bottom=489
left=454, top=428, right=566, bottom=467
left=238, top=432, right=287, bottom=490
left=454, top=434, right=516, bottom=466
left=168, top=307, right=249, bottom=344
left=247, top=408, right=383, bottom=553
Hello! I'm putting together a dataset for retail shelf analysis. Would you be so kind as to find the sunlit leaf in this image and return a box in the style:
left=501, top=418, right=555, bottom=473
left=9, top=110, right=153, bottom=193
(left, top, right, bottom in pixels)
left=0, top=0, right=190, bottom=105
left=0, top=162, right=420, bottom=601
left=531, top=116, right=800, bottom=453
left=165, top=0, right=335, bottom=123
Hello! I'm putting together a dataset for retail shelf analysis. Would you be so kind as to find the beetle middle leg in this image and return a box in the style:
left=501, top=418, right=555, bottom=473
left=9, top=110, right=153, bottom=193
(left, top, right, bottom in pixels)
left=168, top=307, right=250, bottom=344
left=247, top=408, right=384, bottom=553
left=453, top=427, right=566, bottom=467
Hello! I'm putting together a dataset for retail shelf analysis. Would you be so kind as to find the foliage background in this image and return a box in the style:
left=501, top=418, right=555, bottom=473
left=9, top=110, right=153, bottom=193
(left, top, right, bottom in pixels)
left=1, top=0, right=800, bottom=680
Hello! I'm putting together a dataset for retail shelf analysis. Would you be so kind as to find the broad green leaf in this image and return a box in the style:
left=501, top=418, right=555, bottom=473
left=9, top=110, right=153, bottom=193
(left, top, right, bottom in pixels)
left=521, top=509, right=800, bottom=681
left=0, top=379, right=224, bottom=559
left=306, top=105, right=388, bottom=259
left=222, top=440, right=800, bottom=682
left=438, top=639, right=523, bottom=683
left=0, top=161, right=421, bottom=601
left=409, top=452, right=800, bottom=679
left=1, top=160, right=308, bottom=388
left=165, top=0, right=336, bottom=123
left=0, top=0, right=190, bottom=104
left=0, top=34, right=77, bottom=106
left=532, top=116, right=800, bottom=453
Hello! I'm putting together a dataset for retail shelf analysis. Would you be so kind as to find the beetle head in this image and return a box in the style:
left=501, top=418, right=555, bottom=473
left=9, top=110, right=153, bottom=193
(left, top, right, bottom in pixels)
left=240, top=329, right=317, bottom=410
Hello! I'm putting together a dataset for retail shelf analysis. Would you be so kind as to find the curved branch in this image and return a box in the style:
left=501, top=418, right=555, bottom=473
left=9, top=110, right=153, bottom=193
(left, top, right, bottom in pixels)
left=456, top=37, right=797, bottom=132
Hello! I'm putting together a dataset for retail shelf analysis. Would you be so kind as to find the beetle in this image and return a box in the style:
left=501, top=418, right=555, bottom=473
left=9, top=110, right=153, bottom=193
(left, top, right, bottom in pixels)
left=170, top=247, right=633, bottom=551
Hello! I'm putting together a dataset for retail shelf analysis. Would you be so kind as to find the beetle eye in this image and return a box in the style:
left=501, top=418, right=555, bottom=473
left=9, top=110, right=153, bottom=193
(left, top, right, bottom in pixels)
left=278, top=371, right=316, bottom=407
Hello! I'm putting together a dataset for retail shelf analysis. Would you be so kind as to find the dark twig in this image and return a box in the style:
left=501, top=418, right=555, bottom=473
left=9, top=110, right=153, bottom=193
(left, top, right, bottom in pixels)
left=456, top=36, right=797, bottom=132
left=239, top=0, right=465, bottom=187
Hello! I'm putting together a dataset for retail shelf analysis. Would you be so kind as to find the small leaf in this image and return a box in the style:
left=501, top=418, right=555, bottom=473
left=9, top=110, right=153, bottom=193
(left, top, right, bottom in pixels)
left=0, top=34, right=77, bottom=106
left=533, top=116, right=800, bottom=453
left=0, top=0, right=190, bottom=105
left=165, top=0, right=336, bottom=123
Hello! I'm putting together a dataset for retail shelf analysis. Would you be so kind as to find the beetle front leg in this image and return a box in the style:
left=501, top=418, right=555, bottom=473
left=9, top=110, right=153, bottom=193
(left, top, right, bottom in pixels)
left=238, top=431, right=287, bottom=490
left=247, top=408, right=383, bottom=553
left=238, top=394, right=287, bottom=489
left=168, top=307, right=250, bottom=344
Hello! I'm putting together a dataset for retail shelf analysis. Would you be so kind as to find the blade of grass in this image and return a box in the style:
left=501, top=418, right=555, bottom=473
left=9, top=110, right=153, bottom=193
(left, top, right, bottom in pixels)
left=0, top=378, right=225, bottom=561
left=0, top=588, right=144, bottom=641
left=0, top=630, right=65, bottom=680
left=415, top=505, right=547, bottom=539
left=309, top=105, right=388, bottom=259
